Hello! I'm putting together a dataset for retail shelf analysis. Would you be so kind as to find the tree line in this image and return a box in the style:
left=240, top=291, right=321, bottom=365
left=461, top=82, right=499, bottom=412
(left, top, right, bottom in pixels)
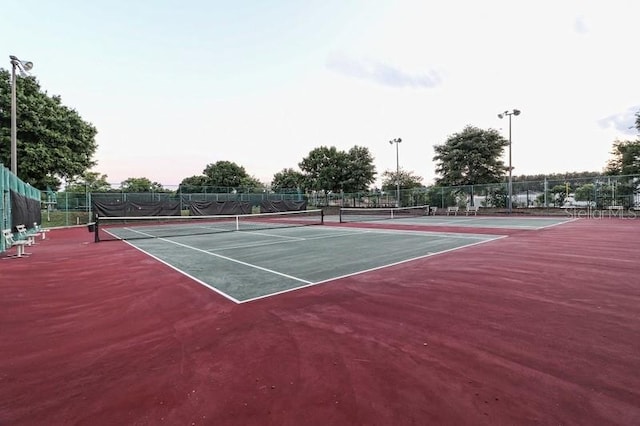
left=2, top=68, right=639, bottom=195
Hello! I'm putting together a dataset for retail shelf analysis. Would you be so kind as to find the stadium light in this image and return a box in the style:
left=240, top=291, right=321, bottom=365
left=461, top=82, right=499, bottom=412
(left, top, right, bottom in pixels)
left=10, top=55, right=34, bottom=176
left=389, top=138, right=402, bottom=207
left=497, top=109, right=521, bottom=213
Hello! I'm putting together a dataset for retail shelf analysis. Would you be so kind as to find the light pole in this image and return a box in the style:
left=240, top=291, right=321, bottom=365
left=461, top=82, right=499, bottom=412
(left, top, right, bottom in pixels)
left=389, top=138, right=402, bottom=207
left=497, top=109, right=520, bottom=213
left=10, top=55, right=34, bottom=176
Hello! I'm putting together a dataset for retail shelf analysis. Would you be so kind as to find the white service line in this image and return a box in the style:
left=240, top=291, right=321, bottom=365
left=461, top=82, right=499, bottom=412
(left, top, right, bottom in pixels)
left=240, top=234, right=508, bottom=303
left=121, top=240, right=242, bottom=304
left=156, top=237, right=313, bottom=284
left=210, top=229, right=372, bottom=251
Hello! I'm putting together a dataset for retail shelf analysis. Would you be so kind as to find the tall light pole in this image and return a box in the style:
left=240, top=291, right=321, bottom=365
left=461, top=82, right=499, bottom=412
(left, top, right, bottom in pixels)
left=389, top=138, right=402, bottom=207
left=10, top=55, right=34, bottom=176
left=497, top=109, right=520, bottom=213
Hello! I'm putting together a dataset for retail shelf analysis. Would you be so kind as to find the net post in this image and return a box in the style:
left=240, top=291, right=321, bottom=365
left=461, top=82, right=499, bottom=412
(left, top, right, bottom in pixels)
left=235, top=216, right=240, bottom=231
left=94, top=215, right=100, bottom=243
left=320, top=209, right=324, bottom=225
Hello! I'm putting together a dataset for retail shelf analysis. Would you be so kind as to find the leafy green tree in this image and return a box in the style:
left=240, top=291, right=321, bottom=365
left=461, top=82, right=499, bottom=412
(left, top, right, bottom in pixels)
left=203, top=161, right=262, bottom=189
left=423, top=186, right=455, bottom=209
left=516, top=171, right=604, bottom=182
left=433, top=125, right=508, bottom=186
left=600, top=110, right=640, bottom=206
left=512, top=171, right=602, bottom=192
left=179, top=161, right=263, bottom=192
left=487, top=186, right=507, bottom=208
left=271, top=168, right=305, bottom=191
left=574, top=183, right=595, bottom=203
left=0, top=69, right=98, bottom=189
left=239, top=175, right=263, bottom=190
left=120, top=177, right=165, bottom=192
left=549, top=184, right=569, bottom=206
left=299, top=145, right=376, bottom=193
left=178, top=175, right=209, bottom=193
left=299, top=146, right=348, bottom=193
left=605, top=140, right=640, bottom=176
left=381, top=170, right=424, bottom=207
left=381, top=169, right=423, bottom=191
left=343, top=146, right=376, bottom=192
left=65, top=171, right=112, bottom=193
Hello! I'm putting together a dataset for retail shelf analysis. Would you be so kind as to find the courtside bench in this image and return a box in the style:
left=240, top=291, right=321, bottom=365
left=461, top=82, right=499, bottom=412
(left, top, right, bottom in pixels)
left=16, top=224, right=41, bottom=246
left=447, top=206, right=459, bottom=216
left=2, top=229, right=30, bottom=258
left=465, top=205, right=479, bottom=216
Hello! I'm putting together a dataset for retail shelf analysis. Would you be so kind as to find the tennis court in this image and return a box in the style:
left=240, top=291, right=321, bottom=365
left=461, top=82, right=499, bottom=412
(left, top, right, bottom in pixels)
left=96, top=208, right=567, bottom=302
left=3, top=212, right=640, bottom=425
left=119, top=225, right=502, bottom=303
left=337, top=206, right=574, bottom=229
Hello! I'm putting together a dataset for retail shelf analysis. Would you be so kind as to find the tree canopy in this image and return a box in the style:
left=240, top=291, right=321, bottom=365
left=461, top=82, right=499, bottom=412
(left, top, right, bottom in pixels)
left=605, top=140, right=640, bottom=176
left=65, top=171, right=112, bottom=193
left=343, top=146, right=377, bottom=192
left=433, top=125, right=508, bottom=186
left=120, top=177, right=166, bottom=192
left=381, top=169, right=423, bottom=191
left=513, top=171, right=602, bottom=182
left=179, top=161, right=263, bottom=192
left=604, top=111, right=640, bottom=177
left=0, top=69, right=98, bottom=189
left=271, top=168, right=305, bottom=192
left=298, top=145, right=376, bottom=193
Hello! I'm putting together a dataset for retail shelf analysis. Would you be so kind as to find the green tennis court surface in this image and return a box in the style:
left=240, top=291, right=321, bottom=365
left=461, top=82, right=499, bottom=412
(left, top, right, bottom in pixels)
left=126, top=226, right=503, bottom=303
left=336, top=214, right=574, bottom=229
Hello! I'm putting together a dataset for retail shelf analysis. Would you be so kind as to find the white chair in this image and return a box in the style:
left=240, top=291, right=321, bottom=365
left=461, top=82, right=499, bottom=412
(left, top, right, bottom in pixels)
left=34, top=222, right=50, bottom=240
left=3, top=229, right=30, bottom=258
left=16, top=224, right=40, bottom=246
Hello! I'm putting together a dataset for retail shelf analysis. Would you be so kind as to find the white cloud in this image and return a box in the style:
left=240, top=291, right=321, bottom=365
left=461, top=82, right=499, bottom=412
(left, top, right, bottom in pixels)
left=326, top=53, right=442, bottom=89
left=598, top=106, right=640, bottom=136
left=574, top=15, right=590, bottom=34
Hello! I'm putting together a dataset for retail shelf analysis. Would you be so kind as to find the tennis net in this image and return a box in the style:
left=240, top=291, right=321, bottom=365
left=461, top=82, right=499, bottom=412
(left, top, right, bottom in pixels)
left=94, top=209, right=324, bottom=241
left=339, top=205, right=429, bottom=223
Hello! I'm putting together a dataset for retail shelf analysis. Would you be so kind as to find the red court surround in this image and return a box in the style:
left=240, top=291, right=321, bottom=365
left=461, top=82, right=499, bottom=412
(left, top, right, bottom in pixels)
left=1, top=220, right=639, bottom=425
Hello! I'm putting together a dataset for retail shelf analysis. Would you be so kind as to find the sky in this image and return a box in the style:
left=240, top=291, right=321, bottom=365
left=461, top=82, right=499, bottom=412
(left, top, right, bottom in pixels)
left=3, top=0, right=639, bottom=188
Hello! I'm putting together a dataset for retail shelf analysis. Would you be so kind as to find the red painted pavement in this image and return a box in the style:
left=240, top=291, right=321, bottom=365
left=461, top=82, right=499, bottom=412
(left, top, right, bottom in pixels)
left=1, top=219, right=639, bottom=425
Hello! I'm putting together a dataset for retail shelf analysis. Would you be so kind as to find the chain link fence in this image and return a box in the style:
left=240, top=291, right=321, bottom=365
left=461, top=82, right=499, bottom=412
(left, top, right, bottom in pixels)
left=44, top=174, right=640, bottom=227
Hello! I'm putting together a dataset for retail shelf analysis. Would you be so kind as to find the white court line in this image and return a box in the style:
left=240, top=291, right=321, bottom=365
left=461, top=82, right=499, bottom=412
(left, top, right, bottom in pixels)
left=158, top=237, right=314, bottom=284
left=241, top=230, right=306, bottom=240
left=118, top=225, right=506, bottom=304
left=240, top=234, right=508, bottom=304
left=324, top=225, right=497, bottom=240
left=535, top=217, right=579, bottom=229
left=120, top=240, right=243, bottom=304
left=119, top=225, right=231, bottom=236
left=211, top=227, right=492, bottom=251
left=210, top=230, right=369, bottom=251
left=395, top=216, right=575, bottom=229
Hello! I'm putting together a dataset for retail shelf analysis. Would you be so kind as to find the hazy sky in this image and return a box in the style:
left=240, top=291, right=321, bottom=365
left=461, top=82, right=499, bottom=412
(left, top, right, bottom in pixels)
left=4, top=0, right=639, bottom=187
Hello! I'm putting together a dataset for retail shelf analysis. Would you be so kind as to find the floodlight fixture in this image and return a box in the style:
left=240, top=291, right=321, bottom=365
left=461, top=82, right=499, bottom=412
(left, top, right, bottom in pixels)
left=9, top=55, right=34, bottom=175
